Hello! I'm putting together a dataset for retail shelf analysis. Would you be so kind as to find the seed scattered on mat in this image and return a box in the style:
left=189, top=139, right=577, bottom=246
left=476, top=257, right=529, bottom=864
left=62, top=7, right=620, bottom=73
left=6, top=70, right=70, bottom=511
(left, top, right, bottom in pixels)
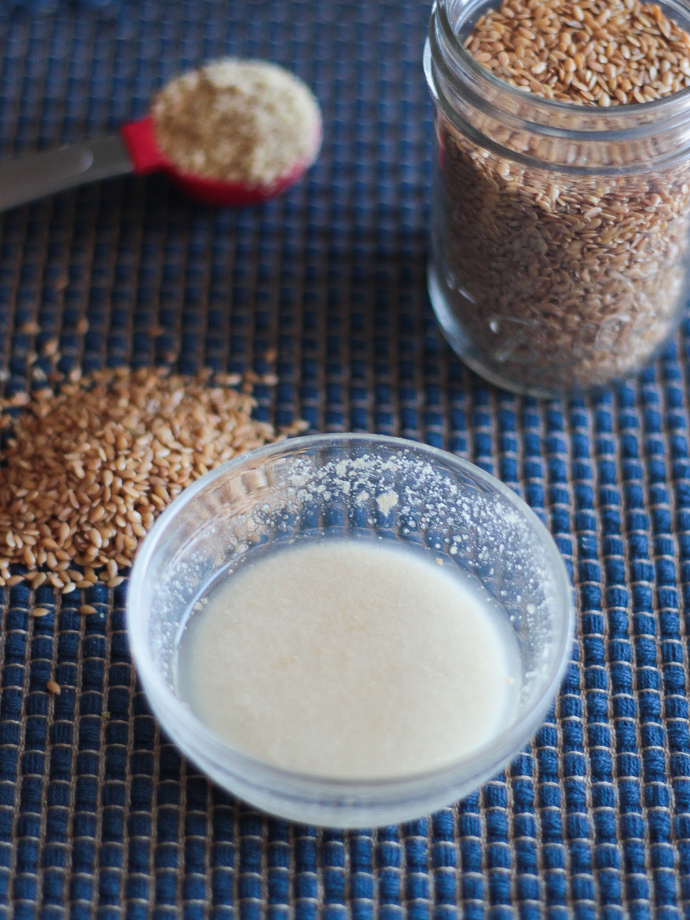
left=79, top=605, right=97, bottom=615
left=0, top=367, right=306, bottom=589
left=31, top=607, right=49, bottom=618
left=46, top=680, right=61, bottom=695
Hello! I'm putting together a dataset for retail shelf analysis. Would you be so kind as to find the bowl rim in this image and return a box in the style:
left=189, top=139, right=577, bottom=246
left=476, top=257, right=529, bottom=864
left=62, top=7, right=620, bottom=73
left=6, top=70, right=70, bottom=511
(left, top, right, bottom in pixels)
left=127, top=432, right=574, bottom=798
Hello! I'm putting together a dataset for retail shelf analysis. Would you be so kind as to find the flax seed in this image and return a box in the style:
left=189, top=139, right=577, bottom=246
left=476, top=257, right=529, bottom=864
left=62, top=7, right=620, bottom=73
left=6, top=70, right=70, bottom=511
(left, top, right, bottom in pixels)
left=0, top=368, right=303, bottom=588
left=433, top=0, right=690, bottom=391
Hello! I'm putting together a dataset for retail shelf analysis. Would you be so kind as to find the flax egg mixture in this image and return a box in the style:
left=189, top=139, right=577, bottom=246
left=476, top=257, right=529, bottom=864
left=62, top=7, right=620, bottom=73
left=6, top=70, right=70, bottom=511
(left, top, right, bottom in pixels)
left=175, top=538, right=521, bottom=780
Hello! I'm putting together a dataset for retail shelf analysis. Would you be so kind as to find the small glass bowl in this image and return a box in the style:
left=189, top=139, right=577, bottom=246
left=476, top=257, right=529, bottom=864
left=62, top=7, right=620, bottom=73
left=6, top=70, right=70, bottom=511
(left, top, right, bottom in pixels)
left=127, top=433, right=573, bottom=827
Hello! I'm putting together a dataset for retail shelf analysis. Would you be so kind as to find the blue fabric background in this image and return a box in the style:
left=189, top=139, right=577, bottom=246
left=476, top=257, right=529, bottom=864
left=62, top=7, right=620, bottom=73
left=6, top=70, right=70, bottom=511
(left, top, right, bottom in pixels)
left=0, top=0, right=688, bottom=916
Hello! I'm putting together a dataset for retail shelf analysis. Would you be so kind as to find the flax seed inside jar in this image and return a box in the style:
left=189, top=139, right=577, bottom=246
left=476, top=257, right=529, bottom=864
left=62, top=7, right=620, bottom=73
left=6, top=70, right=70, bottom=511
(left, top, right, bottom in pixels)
left=424, top=0, right=690, bottom=396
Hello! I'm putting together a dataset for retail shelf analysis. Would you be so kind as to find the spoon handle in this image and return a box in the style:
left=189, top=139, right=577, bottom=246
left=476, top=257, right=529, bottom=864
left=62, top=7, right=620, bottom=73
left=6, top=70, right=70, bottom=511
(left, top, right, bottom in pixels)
left=0, top=134, right=134, bottom=212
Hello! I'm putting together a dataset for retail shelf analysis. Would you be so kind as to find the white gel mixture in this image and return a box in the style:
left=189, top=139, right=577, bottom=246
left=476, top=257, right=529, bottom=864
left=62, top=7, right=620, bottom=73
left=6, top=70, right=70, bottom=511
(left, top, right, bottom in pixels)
left=175, top=539, right=520, bottom=779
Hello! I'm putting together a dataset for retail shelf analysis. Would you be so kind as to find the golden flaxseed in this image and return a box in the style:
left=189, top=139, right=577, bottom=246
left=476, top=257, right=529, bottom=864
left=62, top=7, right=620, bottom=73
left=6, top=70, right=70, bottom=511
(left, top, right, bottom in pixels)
left=0, top=368, right=306, bottom=590
left=432, top=0, right=690, bottom=390
left=466, top=0, right=690, bottom=105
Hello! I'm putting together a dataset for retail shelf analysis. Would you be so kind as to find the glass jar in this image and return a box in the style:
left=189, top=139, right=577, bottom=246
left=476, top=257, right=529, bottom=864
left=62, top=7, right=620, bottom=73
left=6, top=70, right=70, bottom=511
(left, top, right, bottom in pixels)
left=424, top=0, right=690, bottom=397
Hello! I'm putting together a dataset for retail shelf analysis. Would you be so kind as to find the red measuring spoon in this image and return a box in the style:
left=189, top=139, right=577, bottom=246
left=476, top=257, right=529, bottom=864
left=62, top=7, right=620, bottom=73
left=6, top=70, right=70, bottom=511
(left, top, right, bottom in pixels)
left=0, top=112, right=321, bottom=212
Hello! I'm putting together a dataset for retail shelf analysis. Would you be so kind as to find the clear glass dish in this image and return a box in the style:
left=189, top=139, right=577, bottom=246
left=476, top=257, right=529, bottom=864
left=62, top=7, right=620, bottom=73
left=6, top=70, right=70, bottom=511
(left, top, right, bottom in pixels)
left=127, top=433, right=574, bottom=827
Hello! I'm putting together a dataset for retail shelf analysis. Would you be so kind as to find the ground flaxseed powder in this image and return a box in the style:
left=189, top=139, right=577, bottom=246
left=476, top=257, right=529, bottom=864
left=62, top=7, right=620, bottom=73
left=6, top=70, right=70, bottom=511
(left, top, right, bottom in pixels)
left=151, top=59, right=322, bottom=186
left=0, top=368, right=307, bottom=592
left=434, top=0, right=690, bottom=392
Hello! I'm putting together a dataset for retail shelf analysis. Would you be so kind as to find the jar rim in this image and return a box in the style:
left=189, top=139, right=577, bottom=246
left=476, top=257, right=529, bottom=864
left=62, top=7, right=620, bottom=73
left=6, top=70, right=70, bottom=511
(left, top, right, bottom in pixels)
left=427, top=0, right=690, bottom=171
left=436, top=0, right=690, bottom=119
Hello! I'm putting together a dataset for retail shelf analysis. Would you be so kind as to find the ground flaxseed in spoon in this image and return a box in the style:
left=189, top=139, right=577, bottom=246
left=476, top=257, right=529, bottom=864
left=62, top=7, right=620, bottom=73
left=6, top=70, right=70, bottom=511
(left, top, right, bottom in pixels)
left=151, top=59, right=322, bottom=185
left=0, top=368, right=306, bottom=591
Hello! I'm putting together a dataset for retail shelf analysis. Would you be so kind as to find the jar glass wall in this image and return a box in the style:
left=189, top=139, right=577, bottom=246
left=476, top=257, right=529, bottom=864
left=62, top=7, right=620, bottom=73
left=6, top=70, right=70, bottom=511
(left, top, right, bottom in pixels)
left=424, top=0, right=690, bottom=397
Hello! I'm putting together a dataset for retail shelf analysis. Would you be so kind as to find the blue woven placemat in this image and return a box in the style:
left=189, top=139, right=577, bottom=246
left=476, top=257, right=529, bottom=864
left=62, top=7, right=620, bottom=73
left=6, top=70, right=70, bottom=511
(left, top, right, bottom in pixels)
left=0, top=0, right=689, bottom=917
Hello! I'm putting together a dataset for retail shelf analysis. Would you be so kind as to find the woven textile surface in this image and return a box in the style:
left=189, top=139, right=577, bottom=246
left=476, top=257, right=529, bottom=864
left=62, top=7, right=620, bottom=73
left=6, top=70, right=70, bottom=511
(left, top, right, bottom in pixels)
left=0, top=0, right=689, bottom=917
